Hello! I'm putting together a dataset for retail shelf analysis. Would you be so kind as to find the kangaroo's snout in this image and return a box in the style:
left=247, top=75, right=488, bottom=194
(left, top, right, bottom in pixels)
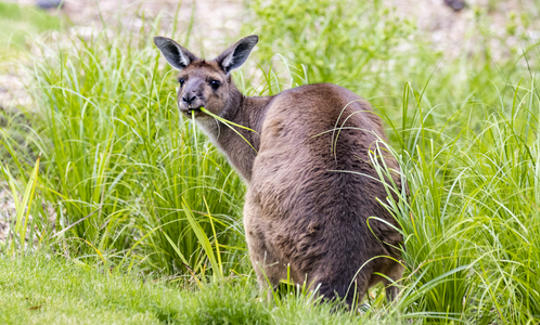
left=182, top=94, right=196, bottom=105
left=178, top=79, right=207, bottom=113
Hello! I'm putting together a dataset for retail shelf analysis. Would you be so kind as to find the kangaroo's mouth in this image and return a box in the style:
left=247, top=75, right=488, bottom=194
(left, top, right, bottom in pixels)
left=180, top=105, right=203, bottom=116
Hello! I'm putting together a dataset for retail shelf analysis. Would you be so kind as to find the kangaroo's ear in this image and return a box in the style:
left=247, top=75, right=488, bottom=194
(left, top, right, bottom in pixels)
left=153, top=36, right=198, bottom=70
left=215, top=35, right=258, bottom=74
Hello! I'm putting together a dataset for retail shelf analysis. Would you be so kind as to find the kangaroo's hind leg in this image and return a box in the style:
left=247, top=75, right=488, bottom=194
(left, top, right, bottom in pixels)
left=368, top=258, right=404, bottom=302
left=243, top=196, right=287, bottom=296
left=383, top=261, right=404, bottom=302
left=306, top=259, right=376, bottom=308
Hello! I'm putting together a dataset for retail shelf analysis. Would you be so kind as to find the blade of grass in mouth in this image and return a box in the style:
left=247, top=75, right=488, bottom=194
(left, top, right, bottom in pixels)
left=199, top=107, right=258, bottom=153
left=191, top=110, right=198, bottom=155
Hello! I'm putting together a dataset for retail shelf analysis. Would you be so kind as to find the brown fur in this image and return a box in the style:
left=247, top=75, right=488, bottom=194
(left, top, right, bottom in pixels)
left=155, top=35, right=404, bottom=305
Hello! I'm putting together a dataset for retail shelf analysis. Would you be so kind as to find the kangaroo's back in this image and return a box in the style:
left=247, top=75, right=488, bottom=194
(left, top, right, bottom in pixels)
left=245, top=83, right=403, bottom=304
left=252, top=84, right=392, bottom=216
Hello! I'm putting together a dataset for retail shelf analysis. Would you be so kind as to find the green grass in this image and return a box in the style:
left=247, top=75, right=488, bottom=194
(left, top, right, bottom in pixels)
left=12, top=31, right=246, bottom=276
left=1, top=0, right=539, bottom=323
left=0, top=254, right=364, bottom=324
left=0, top=254, right=183, bottom=324
left=0, top=2, right=62, bottom=60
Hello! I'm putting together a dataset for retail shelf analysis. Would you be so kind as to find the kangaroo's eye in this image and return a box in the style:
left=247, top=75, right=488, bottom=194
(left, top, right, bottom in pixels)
left=209, top=79, right=221, bottom=90
left=178, top=78, right=185, bottom=86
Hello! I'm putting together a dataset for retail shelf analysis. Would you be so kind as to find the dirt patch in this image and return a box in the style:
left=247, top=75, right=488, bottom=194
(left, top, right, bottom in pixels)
left=389, top=0, right=540, bottom=59
left=0, top=189, right=13, bottom=242
left=62, top=0, right=245, bottom=50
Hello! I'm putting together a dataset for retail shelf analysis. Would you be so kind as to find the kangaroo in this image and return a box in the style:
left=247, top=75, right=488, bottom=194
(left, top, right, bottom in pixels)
left=154, top=35, right=404, bottom=305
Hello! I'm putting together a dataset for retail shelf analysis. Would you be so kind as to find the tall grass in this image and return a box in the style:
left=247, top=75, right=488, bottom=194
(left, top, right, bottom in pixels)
left=246, top=1, right=539, bottom=322
left=0, top=0, right=538, bottom=323
left=1, top=30, right=247, bottom=277
left=376, top=80, right=540, bottom=323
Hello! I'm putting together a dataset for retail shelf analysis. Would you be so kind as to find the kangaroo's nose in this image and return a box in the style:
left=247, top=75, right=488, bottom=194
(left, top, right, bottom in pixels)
left=182, top=94, right=196, bottom=104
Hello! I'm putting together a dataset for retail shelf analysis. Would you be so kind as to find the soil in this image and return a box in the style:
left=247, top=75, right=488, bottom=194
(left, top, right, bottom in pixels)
left=390, top=0, right=540, bottom=60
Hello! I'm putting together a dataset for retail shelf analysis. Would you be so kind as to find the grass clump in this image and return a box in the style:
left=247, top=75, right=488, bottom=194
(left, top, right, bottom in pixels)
left=247, top=0, right=414, bottom=93
left=1, top=30, right=246, bottom=277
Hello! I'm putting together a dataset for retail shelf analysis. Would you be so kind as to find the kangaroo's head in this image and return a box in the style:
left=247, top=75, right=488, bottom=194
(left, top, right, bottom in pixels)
left=154, top=35, right=258, bottom=118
